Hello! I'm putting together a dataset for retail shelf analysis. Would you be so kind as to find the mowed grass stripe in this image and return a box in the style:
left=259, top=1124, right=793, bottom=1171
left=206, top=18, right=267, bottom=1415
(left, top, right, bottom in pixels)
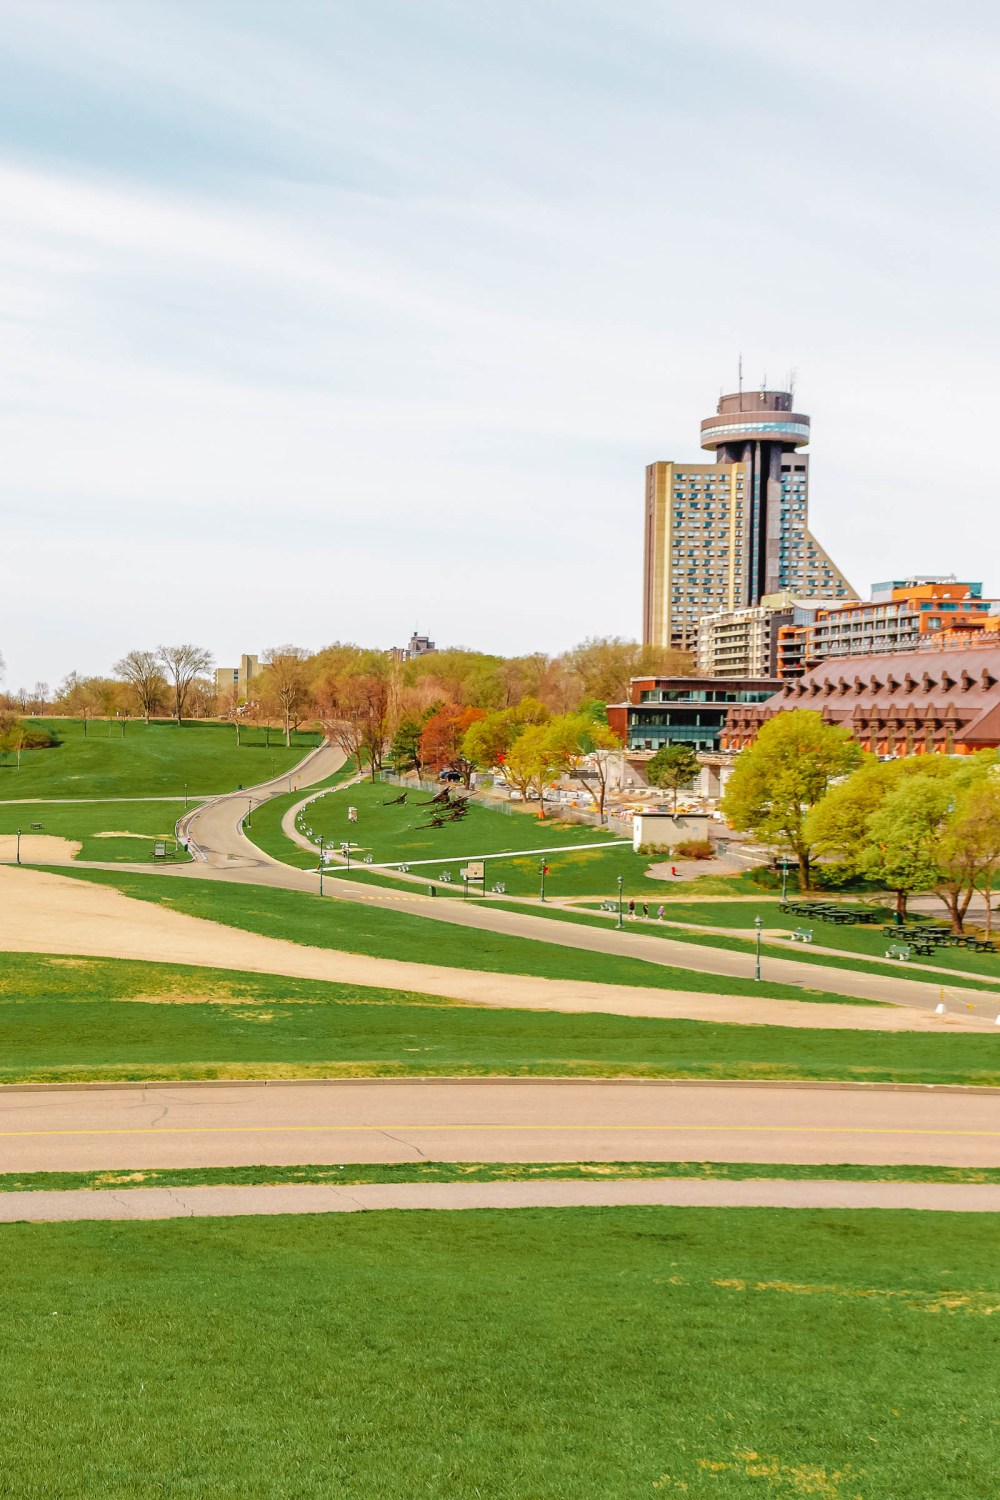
left=2, top=954, right=999, bottom=1088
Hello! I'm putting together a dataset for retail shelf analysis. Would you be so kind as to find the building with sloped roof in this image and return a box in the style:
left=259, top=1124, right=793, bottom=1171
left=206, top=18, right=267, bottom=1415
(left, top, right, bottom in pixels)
left=723, top=645, right=1000, bottom=757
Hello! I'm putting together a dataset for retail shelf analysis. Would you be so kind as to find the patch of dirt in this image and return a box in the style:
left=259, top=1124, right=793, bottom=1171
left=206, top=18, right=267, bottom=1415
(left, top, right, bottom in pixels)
left=0, top=835, right=81, bottom=864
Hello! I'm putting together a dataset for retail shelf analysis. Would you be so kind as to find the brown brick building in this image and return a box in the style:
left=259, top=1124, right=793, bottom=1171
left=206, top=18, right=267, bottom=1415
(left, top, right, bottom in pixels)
left=723, top=645, right=1000, bottom=756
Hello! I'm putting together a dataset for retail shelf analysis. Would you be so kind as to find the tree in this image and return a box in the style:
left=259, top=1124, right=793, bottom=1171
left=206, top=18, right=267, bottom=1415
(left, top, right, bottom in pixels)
left=462, top=710, right=520, bottom=778
left=646, top=743, right=700, bottom=813
left=861, top=777, right=949, bottom=925
left=114, top=650, right=166, bottom=722
left=56, top=673, right=99, bottom=736
left=721, top=710, right=864, bottom=890
left=157, top=645, right=213, bottom=723
left=949, top=772, right=1000, bottom=938
left=260, top=646, right=310, bottom=748
left=501, top=724, right=562, bottom=817
left=540, top=713, right=622, bottom=822
left=418, top=704, right=486, bottom=786
left=389, top=715, right=423, bottom=774
left=319, top=672, right=394, bottom=781
left=563, top=636, right=694, bottom=704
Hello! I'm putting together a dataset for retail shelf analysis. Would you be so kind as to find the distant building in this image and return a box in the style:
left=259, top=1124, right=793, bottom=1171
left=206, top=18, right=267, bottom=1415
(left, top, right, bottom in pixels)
left=697, top=593, right=843, bottom=679
left=753, top=580, right=999, bottom=679
left=214, top=654, right=259, bottom=701
left=643, top=384, right=855, bottom=651
left=387, top=631, right=437, bottom=664
left=723, top=643, right=1000, bottom=756
left=607, top=675, right=779, bottom=754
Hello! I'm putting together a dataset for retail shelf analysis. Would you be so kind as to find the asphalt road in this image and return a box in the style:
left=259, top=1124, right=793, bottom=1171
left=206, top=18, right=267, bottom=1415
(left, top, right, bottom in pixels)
left=5, top=1177, right=1000, bottom=1222
left=3, top=1079, right=999, bottom=1173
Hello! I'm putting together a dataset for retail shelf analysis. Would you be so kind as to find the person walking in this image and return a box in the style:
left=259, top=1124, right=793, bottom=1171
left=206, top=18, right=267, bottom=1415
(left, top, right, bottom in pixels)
left=628, top=898, right=635, bottom=920
left=656, top=905, right=664, bottom=921
left=642, top=902, right=649, bottom=919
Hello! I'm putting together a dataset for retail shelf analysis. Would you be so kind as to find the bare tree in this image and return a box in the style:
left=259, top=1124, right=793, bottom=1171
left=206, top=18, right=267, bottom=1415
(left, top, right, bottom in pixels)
left=157, top=645, right=213, bottom=724
left=261, top=646, right=310, bottom=748
left=31, top=682, right=49, bottom=714
left=317, top=673, right=393, bottom=779
left=115, top=650, right=166, bottom=722
left=56, top=672, right=99, bottom=736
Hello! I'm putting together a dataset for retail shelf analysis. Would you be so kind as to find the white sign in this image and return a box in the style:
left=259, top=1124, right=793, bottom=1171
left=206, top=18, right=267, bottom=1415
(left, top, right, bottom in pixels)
left=462, top=862, right=485, bottom=881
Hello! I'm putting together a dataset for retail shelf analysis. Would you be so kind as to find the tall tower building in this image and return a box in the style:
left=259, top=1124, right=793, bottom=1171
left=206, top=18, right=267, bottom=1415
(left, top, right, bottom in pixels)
left=643, top=384, right=856, bottom=650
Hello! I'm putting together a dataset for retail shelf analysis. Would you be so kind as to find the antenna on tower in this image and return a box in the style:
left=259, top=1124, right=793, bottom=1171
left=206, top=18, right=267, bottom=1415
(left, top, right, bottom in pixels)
left=788, top=367, right=797, bottom=403
left=738, top=353, right=743, bottom=396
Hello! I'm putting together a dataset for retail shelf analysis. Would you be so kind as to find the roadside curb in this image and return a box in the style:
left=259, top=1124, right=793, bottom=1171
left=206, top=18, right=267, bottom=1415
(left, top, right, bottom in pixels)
left=2, top=1075, right=998, bottom=1096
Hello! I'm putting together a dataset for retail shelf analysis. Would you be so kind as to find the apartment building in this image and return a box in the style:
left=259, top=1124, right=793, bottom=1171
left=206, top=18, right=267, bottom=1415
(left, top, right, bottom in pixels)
left=697, top=593, right=843, bottom=679
left=214, top=653, right=260, bottom=701
left=606, top=675, right=778, bottom=754
left=643, top=384, right=856, bottom=651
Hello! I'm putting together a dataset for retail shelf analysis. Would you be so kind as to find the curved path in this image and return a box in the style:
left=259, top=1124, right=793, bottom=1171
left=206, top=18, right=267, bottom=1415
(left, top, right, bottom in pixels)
left=176, top=741, right=347, bottom=869
left=3, top=1078, right=999, bottom=1173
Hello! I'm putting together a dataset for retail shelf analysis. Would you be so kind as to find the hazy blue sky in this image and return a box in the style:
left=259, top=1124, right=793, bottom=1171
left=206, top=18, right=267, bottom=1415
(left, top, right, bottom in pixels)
left=2, top=0, right=997, bottom=686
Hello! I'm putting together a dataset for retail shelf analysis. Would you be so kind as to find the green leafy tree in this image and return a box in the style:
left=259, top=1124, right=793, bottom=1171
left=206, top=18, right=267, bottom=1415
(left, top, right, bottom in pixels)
left=721, top=710, right=863, bottom=890
left=860, top=776, right=949, bottom=924
left=389, top=716, right=423, bottom=774
left=646, top=743, right=700, bottom=813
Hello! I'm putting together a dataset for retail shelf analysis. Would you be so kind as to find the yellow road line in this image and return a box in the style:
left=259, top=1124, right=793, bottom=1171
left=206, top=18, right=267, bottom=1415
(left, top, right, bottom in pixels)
left=2, top=1124, right=1000, bottom=1139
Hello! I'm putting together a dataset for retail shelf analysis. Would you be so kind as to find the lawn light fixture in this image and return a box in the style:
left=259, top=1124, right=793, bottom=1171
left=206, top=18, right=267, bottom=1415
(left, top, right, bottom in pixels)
left=616, top=874, right=624, bottom=930
left=754, top=915, right=763, bottom=982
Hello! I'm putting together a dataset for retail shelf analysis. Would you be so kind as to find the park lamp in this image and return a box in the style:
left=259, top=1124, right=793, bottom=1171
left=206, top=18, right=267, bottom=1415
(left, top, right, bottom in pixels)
left=754, top=915, right=763, bottom=982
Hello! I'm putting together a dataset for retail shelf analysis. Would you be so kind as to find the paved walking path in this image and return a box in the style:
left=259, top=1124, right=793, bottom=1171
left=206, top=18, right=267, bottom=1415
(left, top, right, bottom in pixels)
left=5, top=1176, right=1000, bottom=1222
left=5, top=1079, right=999, bottom=1174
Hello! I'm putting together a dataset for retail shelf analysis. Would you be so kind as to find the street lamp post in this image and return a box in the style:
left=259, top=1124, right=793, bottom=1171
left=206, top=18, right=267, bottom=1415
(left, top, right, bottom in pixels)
left=754, top=915, right=763, bottom=982
left=539, top=860, right=548, bottom=903
left=184, top=783, right=189, bottom=812
left=246, top=798, right=253, bottom=829
left=780, top=860, right=788, bottom=902
left=16, top=828, right=21, bottom=865
left=616, top=874, right=624, bottom=930
left=343, top=841, right=352, bottom=871
left=318, top=836, right=325, bottom=896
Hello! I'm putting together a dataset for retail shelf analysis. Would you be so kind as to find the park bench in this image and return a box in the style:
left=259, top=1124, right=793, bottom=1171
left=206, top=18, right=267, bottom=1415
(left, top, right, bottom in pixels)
left=491, top=882, right=506, bottom=894
left=601, top=900, right=617, bottom=912
left=973, top=938, right=996, bottom=953
left=29, top=822, right=42, bottom=831
left=884, top=943, right=912, bottom=961
left=790, top=928, right=813, bottom=944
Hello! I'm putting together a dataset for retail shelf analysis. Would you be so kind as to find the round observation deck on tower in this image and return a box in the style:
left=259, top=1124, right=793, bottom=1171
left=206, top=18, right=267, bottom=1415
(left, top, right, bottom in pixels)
left=700, top=389, right=810, bottom=452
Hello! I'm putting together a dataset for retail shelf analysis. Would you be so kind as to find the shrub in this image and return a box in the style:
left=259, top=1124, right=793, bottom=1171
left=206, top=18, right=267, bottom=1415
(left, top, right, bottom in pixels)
left=673, top=838, right=714, bottom=860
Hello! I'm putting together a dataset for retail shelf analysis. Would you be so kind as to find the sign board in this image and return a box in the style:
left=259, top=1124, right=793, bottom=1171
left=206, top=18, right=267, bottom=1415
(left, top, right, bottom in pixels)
left=462, top=862, right=485, bottom=881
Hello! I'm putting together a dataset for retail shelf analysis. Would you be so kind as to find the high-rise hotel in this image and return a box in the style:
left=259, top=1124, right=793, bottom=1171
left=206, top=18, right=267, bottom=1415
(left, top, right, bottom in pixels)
left=642, top=385, right=856, bottom=650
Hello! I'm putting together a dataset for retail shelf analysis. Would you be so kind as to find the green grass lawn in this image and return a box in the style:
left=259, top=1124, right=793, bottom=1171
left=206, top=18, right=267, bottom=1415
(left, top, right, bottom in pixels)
left=298, top=777, right=660, bottom=895
left=0, top=800, right=194, bottom=863
left=0, top=718, right=321, bottom=799
left=6, top=1159, right=1000, bottom=1195
left=4, top=953, right=998, bottom=1087
left=46, top=868, right=881, bottom=1006
left=561, top=898, right=1000, bottom=991
left=2, top=1207, right=998, bottom=1496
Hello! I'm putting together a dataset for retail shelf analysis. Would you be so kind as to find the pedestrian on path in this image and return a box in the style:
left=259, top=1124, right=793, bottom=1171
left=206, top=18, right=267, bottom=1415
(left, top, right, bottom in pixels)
left=657, top=905, right=664, bottom=921
left=628, top=898, right=635, bottom=919
left=642, top=902, right=649, bottom=919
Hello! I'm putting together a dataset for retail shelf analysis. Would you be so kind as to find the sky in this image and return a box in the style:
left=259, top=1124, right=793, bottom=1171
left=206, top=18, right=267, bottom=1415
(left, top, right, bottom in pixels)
left=2, top=0, right=998, bottom=689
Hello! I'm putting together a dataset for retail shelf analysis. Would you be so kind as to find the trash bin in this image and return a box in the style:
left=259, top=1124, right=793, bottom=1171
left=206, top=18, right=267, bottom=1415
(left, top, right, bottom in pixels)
left=428, top=884, right=436, bottom=897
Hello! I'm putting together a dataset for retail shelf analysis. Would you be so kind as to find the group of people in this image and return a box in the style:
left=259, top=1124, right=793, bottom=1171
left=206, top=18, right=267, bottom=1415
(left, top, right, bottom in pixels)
left=626, top=900, right=665, bottom=921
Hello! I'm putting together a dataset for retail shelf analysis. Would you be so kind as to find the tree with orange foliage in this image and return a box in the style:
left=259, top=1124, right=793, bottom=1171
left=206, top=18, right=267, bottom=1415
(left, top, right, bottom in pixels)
left=418, top=703, right=486, bottom=786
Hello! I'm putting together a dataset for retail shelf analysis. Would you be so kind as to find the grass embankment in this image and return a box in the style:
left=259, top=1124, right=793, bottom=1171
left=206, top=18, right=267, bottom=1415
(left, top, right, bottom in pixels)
left=295, top=778, right=656, bottom=895
left=0, top=718, right=321, bottom=799
left=45, top=868, right=880, bottom=1006
left=0, top=800, right=195, bottom=863
left=6, top=1159, right=1000, bottom=1195
left=510, top=900, right=1000, bottom=998
left=2, top=1209, right=998, bottom=1496
left=4, top=954, right=999, bottom=1087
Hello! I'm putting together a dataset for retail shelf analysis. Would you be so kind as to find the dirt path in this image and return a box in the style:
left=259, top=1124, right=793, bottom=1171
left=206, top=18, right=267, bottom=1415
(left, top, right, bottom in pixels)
left=1, top=866, right=988, bottom=1031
